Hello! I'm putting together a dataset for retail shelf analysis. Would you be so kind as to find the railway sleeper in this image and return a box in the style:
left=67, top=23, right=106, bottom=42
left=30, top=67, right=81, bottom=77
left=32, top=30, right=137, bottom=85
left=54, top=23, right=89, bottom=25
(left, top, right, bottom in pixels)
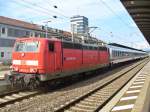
left=84, top=98, right=101, bottom=103
left=12, top=94, right=22, bottom=98
left=80, top=100, right=99, bottom=106
left=69, top=106, right=94, bottom=112
left=75, top=103, right=97, bottom=109
left=18, top=92, right=30, bottom=96
left=64, top=110, right=74, bottom=112
left=88, top=96, right=102, bottom=101
left=91, top=94, right=103, bottom=98
left=4, top=96, right=16, bottom=100
left=0, top=98, right=7, bottom=103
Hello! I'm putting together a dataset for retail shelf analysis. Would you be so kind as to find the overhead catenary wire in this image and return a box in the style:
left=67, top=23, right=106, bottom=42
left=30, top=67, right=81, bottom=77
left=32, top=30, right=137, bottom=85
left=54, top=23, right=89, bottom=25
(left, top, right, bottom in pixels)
left=10, top=0, right=70, bottom=25
left=99, top=0, right=133, bottom=30
left=44, top=0, right=64, bottom=13
left=11, top=0, right=70, bottom=22
left=100, top=0, right=145, bottom=45
left=94, top=0, right=130, bottom=42
left=96, top=0, right=144, bottom=47
left=7, top=0, right=145, bottom=48
left=11, top=0, right=55, bottom=18
left=21, top=0, right=69, bottom=19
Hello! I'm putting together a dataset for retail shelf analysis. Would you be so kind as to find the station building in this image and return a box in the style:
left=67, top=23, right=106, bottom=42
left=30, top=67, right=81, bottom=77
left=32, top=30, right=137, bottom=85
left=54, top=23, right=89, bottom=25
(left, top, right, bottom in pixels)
left=70, top=15, right=88, bottom=36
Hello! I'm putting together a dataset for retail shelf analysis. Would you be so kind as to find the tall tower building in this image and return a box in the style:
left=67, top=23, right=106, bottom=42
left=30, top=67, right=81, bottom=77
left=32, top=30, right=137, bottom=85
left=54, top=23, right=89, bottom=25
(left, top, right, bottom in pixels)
left=70, top=15, right=88, bottom=36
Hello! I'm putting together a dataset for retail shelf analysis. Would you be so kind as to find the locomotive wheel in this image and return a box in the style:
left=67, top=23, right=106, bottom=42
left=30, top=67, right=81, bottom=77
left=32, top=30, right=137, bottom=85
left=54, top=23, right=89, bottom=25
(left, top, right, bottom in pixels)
left=18, top=78, right=26, bottom=88
left=28, top=78, right=40, bottom=90
left=9, top=76, right=15, bottom=88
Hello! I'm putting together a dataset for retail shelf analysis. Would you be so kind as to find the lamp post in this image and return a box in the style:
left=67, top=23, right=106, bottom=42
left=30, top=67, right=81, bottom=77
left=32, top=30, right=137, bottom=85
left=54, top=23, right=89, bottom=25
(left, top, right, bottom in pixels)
left=43, top=20, right=51, bottom=38
left=71, top=24, right=76, bottom=42
left=41, top=4, right=58, bottom=38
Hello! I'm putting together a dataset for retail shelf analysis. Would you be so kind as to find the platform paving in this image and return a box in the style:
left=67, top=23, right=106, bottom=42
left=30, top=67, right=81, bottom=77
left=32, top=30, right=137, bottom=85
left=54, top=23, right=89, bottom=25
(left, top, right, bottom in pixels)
left=100, top=59, right=150, bottom=112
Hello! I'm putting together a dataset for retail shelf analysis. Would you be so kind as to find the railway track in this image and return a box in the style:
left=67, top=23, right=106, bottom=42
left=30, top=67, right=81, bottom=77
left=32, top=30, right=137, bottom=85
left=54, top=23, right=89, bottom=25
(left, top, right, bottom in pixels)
left=54, top=59, right=149, bottom=112
left=0, top=89, right=40, bottom=108
left=0, top=59, right=148, bottom=111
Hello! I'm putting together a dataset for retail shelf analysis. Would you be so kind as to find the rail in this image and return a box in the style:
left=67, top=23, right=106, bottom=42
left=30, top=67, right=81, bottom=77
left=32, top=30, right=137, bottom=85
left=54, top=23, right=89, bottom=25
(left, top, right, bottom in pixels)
left=54, top=58, right=149, bottom=112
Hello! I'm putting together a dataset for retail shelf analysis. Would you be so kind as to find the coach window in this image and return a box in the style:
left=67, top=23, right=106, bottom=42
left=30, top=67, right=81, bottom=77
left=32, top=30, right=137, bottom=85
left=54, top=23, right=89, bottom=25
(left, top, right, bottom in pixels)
left=48, top=42, right=54, bottom=52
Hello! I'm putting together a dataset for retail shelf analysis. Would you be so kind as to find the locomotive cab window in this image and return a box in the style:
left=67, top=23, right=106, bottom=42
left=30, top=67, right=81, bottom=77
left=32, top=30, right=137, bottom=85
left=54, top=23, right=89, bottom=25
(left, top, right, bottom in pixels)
left=48, top=42, right=54, bottom=52
left=15, top=41, right=39, bottom=52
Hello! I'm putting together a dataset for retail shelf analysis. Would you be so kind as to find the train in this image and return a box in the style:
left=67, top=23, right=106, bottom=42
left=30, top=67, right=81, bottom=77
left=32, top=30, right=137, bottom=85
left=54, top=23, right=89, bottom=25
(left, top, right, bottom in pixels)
left=6, top=37, right=148, bottom=89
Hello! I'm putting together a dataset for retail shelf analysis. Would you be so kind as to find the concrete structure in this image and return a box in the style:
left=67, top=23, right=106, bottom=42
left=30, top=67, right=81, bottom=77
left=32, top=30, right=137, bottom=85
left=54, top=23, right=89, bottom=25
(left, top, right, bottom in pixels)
left=121, top=0, right=150, bottom=44
left=70, top=15, right=88, bottom=36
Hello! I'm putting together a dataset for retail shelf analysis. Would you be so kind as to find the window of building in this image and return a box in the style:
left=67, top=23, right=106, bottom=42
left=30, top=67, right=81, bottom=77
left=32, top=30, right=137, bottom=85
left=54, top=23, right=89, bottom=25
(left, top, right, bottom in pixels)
left=35, top=32, right=40, bottom=37
left=2, top=27, right=6, bottom=34
left=1, top=52, right=4, bottom=58
left=30, top=32, right=34, bottom=37
left=7, top=28, right=28, bottom=37
left=26, top=31, right=30, bottom=37
left=99, top=47, right=107, bottom=51
left=0, top=38, right=15, bottom=47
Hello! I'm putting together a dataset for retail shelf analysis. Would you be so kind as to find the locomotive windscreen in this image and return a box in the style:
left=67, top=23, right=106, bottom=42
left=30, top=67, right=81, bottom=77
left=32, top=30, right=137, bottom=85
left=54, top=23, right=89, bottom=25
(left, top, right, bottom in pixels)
left=14, top=41, right=39, bottom=52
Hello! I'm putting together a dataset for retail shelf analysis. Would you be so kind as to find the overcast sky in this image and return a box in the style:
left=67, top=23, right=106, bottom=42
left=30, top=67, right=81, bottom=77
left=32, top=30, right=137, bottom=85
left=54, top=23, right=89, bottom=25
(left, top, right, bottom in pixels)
left=0, top=0, right=149, bottom=50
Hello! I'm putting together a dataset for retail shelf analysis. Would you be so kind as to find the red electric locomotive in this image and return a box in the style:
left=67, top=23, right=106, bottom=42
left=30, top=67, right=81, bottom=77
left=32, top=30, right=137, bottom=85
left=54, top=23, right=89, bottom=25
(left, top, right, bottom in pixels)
left=9, top=37, right=109, bottom=88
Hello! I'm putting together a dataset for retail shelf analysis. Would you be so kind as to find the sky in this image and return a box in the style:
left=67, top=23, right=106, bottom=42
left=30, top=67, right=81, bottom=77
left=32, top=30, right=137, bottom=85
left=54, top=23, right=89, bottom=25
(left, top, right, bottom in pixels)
left=0, top=0, right=149, bottom=50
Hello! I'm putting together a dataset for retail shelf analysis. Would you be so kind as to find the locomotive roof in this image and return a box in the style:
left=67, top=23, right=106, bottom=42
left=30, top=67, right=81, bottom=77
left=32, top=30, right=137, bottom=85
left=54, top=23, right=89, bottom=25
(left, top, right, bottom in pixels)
left=16, top=37, right=107, bottom=48
left=108, top=43, right=146, bottom=52
left=62, top=40, right=106, bottom=48
left=16, top=37, right=61, bottom=42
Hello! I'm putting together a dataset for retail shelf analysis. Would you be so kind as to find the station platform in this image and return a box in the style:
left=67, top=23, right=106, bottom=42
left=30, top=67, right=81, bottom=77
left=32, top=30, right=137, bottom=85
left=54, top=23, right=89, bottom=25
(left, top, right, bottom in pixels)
left=100, top=60, right=150, bottom=112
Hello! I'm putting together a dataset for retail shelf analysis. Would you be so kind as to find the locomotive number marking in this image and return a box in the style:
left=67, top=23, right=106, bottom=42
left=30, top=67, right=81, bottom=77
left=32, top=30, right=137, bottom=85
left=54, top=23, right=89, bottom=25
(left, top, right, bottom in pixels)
left=64, top=57, right=77, bottom=61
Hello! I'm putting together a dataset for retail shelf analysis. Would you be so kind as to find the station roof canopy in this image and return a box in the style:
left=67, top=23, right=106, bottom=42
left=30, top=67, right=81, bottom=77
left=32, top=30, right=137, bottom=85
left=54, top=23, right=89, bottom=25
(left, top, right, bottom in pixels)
left=121, top=0, right=150, bottom=44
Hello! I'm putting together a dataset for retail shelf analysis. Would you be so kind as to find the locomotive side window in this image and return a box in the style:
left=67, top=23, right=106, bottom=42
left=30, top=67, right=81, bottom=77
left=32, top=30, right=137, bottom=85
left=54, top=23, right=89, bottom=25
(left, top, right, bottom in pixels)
left=99, top=47, right=107, bottom=51
left=74, top=43, right=82, bottom=49
left=48, top=42, right=54, bottom=52
left=62, top=42, right=74, bottom=49
left=62, top=42, right=82, bottom=49
left=82, top=45, right=88, bottom=50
